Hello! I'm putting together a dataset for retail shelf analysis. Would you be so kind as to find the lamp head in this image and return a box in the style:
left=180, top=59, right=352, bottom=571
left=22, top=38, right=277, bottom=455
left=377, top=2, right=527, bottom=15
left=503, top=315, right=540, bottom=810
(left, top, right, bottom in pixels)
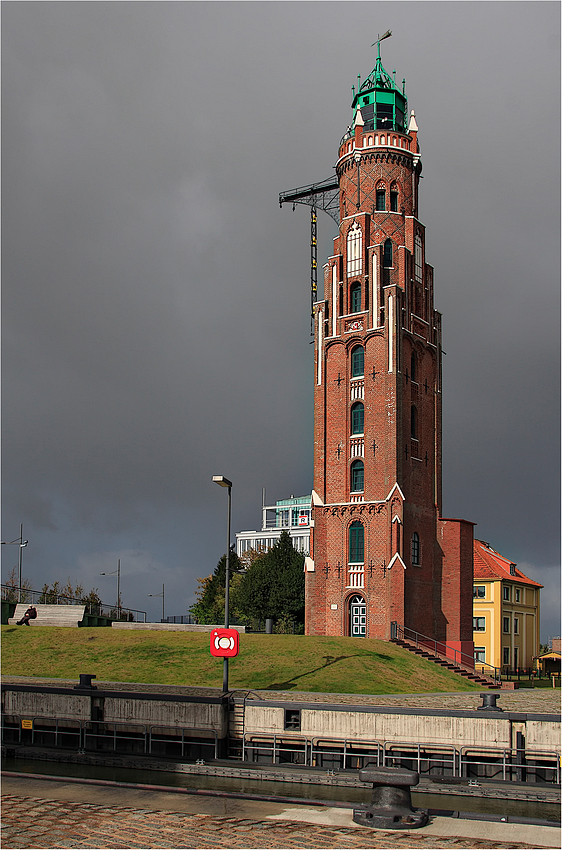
left=212, top=475, right=232, bottom=488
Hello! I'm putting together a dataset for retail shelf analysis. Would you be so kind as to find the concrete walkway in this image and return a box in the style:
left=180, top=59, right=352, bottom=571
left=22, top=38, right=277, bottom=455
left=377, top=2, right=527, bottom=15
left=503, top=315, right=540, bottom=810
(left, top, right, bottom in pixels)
left=2, top=774, right=559, bottom=849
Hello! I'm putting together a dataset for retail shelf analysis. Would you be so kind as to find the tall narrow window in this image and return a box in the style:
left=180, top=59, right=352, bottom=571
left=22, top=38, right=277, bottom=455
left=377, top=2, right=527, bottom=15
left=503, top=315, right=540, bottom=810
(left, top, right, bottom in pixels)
left=411, top=352, right=417, bottom=383
left=411, top=405, right=418, bottom=439
left=390, top=184, right=399, bottom=212
left=351, top=345, right=364, bottom=377
left=351, top=402, right=364, bottom=435
left=350, top=282, right=361, bottom=313
left=414, top=234, right=423, bottom=282
left=383, top=239, right=393, bottom=268
left=411, top=532, right=420, bottom=565
left=376, top=189, right=386, bottom=211
left=347, top=221, right=362, bottom=276
left=350, top=460, right=364, bottom=493
left=349, top=521, right=364, bottom=562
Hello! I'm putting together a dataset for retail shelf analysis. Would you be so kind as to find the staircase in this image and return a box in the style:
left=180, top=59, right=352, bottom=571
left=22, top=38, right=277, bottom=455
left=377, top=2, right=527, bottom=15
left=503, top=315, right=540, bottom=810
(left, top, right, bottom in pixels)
left=390, top=623, right=500, bottom=688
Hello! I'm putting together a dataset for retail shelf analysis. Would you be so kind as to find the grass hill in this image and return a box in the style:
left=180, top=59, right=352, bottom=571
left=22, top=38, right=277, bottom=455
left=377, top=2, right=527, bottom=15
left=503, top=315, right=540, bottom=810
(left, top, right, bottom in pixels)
left=1, top=626, right=480, bottom=694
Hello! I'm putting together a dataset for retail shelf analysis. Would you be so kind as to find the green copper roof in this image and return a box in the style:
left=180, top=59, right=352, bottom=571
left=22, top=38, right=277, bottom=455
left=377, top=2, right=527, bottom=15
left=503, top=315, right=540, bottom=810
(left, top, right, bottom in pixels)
left=351, top=37, right=408, bottom=135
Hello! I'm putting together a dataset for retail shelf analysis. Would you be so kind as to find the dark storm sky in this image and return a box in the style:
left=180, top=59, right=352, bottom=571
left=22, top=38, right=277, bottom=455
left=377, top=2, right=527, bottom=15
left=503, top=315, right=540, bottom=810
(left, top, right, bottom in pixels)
left=2, top=2, right=560, bottom=639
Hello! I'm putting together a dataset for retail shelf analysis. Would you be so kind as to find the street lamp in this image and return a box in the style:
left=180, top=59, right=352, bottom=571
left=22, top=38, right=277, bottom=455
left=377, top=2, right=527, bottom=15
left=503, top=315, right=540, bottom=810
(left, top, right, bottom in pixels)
left=212, top=475, right=232, bottom=693
left=1, top=524, right=28, bottom=602
left=101, top=559, right=121, bottom=619
left=148, top=583, right=165, bottom=622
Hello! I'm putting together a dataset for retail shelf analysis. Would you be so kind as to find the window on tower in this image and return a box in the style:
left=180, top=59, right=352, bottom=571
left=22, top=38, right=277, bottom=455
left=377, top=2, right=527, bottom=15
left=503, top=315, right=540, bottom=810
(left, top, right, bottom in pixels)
left=351, top=345, right=364, bottom=378
left=414, top=234, right=423, bottom=282
left=411, top=532, right=420, bottom=565
left=390, top=183, right=399, bottom=212
left=411, top=352, right=417, bottom=383
left=349, top=521, right=364, bottom=562
left=350, top=282, right=361, bottom=313
left=383, top=239, right=393, bottom=268
left=376, top=189, right=386, bottom=211
left=347, top=221, right=362, bottom=276
left=350, top=460, right=364, bottom=493
left=411, top=405, right=418, bottom=440
left=351, top=402, right=364, bottom=435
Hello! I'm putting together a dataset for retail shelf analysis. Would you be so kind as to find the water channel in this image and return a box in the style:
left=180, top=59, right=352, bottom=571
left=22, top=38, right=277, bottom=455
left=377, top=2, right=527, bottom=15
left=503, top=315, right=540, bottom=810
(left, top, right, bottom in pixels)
left=4, top=757, right=560, bottom=824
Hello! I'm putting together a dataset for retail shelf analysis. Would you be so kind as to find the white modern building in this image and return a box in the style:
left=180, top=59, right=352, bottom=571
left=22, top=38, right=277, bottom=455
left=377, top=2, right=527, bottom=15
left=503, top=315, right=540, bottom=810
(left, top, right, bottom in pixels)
left=236, top=495, right=311, bottom=557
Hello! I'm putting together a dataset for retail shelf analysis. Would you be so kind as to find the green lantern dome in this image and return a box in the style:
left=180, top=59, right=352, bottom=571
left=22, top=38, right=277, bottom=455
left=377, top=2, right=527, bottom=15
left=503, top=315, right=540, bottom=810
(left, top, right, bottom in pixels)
left=351, top=33, right=408, bottom=134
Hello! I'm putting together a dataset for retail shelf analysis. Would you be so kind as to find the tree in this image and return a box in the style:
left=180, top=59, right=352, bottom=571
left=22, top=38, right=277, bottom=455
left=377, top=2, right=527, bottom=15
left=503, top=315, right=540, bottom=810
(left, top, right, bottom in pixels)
left=238, top=531, right=305, bottom=627
left=189, top=547, right=244, bottom=624
left=2, top=567, right=32, bottom=603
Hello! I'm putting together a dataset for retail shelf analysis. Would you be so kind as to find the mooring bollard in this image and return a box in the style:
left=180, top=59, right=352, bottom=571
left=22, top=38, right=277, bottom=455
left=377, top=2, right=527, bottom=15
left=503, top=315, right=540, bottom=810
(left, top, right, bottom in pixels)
left=353, top=766, right=428, bottom=829
left=477, top=692, right=502, bottom=711
left=73, top=674, right=97, bottom=690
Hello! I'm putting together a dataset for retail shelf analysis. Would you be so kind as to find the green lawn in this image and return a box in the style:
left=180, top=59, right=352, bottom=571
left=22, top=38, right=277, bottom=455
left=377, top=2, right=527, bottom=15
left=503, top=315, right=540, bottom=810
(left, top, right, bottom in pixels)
left=1, top=626, right=481, bottom=694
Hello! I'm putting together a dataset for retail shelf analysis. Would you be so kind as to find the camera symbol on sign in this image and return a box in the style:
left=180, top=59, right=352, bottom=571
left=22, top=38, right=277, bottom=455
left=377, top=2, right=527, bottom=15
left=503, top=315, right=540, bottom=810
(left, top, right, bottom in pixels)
left=210, top=628, right=240, bottom=657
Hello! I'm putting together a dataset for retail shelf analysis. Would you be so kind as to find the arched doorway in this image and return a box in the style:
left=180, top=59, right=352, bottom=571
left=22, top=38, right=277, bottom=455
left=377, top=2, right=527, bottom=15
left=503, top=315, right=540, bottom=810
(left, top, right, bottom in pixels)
left=349, top=594, right=366, bottom=637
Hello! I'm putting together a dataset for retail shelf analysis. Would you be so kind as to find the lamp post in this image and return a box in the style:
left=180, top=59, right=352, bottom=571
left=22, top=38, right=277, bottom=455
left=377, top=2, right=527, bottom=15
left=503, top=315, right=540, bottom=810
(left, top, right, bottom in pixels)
left=1, top=524, right=28, bottom=602
left=212, top=475, right=232, bottom=693
left=148, top=583, right=165, bottom=622
left=101, top=559, right=121, bottom=619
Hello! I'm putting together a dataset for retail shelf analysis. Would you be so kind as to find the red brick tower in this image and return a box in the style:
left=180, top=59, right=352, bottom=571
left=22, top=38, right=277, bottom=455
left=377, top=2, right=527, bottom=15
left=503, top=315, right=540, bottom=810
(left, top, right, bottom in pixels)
left=297, top=45, right=474, bottom=656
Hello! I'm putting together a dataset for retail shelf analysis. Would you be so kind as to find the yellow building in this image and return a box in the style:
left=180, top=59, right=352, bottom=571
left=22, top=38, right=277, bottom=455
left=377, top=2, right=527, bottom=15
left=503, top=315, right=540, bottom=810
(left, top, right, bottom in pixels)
left=472, top=539, right=542, bottom=673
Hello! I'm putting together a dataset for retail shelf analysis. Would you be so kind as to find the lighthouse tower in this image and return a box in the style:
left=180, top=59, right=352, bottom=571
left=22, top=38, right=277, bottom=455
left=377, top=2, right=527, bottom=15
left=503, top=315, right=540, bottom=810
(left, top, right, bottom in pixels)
left=285, top=44, right=474, bottom=656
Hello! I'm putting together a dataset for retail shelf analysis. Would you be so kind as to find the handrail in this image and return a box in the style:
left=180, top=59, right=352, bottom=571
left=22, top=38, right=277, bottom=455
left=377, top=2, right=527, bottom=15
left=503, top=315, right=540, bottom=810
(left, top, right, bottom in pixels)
left=1, top=584, right=147, bottom=622
left=390, top=621, right=500, bottom=683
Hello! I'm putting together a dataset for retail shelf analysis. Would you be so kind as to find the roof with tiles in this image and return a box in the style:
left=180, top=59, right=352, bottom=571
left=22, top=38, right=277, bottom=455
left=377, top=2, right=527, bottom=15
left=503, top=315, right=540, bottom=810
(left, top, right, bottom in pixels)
left=473, top=539, right=543, bottom=588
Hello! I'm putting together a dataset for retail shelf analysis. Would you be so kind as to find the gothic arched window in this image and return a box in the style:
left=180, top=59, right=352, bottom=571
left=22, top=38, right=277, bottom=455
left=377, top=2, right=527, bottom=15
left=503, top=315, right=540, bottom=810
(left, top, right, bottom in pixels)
left=349, top=521, right=364, bottom=563
left=351, top=345, right=364, bottom=378
left=350, top=460, right=364, bottom=493
left=351, top=402, right=364, bottom=435
left=390, top=182, right=399, bottom=212
left=347, top=221, right=362, bottom=276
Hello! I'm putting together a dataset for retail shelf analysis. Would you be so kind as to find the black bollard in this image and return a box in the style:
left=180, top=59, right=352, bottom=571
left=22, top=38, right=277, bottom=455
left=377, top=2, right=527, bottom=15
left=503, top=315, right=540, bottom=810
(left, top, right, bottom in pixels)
left=74, top=674, right=97, bottom=690
left=477, top=692, right=502, bottom=711
left=353, top=766, right=428, bottom=829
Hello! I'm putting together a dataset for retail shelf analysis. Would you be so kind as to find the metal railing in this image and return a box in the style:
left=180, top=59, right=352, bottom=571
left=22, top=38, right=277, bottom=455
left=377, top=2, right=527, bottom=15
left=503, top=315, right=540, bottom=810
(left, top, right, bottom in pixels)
left=390, top=622, right=501, bottom=683
left=1, top=714, right=218, bottom=760
left=1, top=585, right=147, bottom=622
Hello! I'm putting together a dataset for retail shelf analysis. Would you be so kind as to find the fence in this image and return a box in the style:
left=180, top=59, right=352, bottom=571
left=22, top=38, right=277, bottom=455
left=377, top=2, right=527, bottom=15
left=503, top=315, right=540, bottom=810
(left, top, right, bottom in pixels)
left=240, top=732, right=560, bottom=785
left=1, top=585, right=147, bottom=623
left=1, top=715, right=218, bottom=760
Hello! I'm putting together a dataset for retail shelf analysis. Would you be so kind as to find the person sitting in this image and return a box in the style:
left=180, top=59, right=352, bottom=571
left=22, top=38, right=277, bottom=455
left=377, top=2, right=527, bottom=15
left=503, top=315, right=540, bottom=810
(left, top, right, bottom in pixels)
left=17, top=605, right=37, bottom=626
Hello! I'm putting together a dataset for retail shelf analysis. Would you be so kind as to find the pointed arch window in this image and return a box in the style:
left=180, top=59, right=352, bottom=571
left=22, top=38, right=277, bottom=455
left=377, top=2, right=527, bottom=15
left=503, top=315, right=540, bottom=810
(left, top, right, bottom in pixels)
left=347, top=221, right=363, bottom=276
left=350, top=282, right=362, bottom=313
left=383, top=239, right=393, bottom=268
left=376, top=189, right=386, bottom=211
left=351, top=402, right=364, bottom=435
left=351, top=345, right=364, bottom=378
left=350, top=459, right=364, bottom=493
left=411, top=532, right=420, bottom=566
left=349, top=521, right=364, bottom=563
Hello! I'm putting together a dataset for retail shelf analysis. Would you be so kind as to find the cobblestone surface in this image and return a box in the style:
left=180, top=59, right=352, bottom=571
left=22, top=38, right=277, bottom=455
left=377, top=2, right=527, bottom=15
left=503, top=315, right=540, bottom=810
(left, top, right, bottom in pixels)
left=0, top=794, right=550, bottom=850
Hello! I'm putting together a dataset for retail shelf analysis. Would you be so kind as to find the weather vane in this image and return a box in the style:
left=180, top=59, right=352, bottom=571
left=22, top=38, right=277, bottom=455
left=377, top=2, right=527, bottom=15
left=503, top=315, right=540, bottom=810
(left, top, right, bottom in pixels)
left=372, top=29, right=392, bottom=57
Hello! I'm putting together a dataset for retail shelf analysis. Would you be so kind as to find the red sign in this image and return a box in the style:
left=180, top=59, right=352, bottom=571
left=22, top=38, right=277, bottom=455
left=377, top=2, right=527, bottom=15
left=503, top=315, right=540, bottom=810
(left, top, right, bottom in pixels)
left=210, top=628, right=240, bottom=657
left=298, top=513, right=309, bottom=526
